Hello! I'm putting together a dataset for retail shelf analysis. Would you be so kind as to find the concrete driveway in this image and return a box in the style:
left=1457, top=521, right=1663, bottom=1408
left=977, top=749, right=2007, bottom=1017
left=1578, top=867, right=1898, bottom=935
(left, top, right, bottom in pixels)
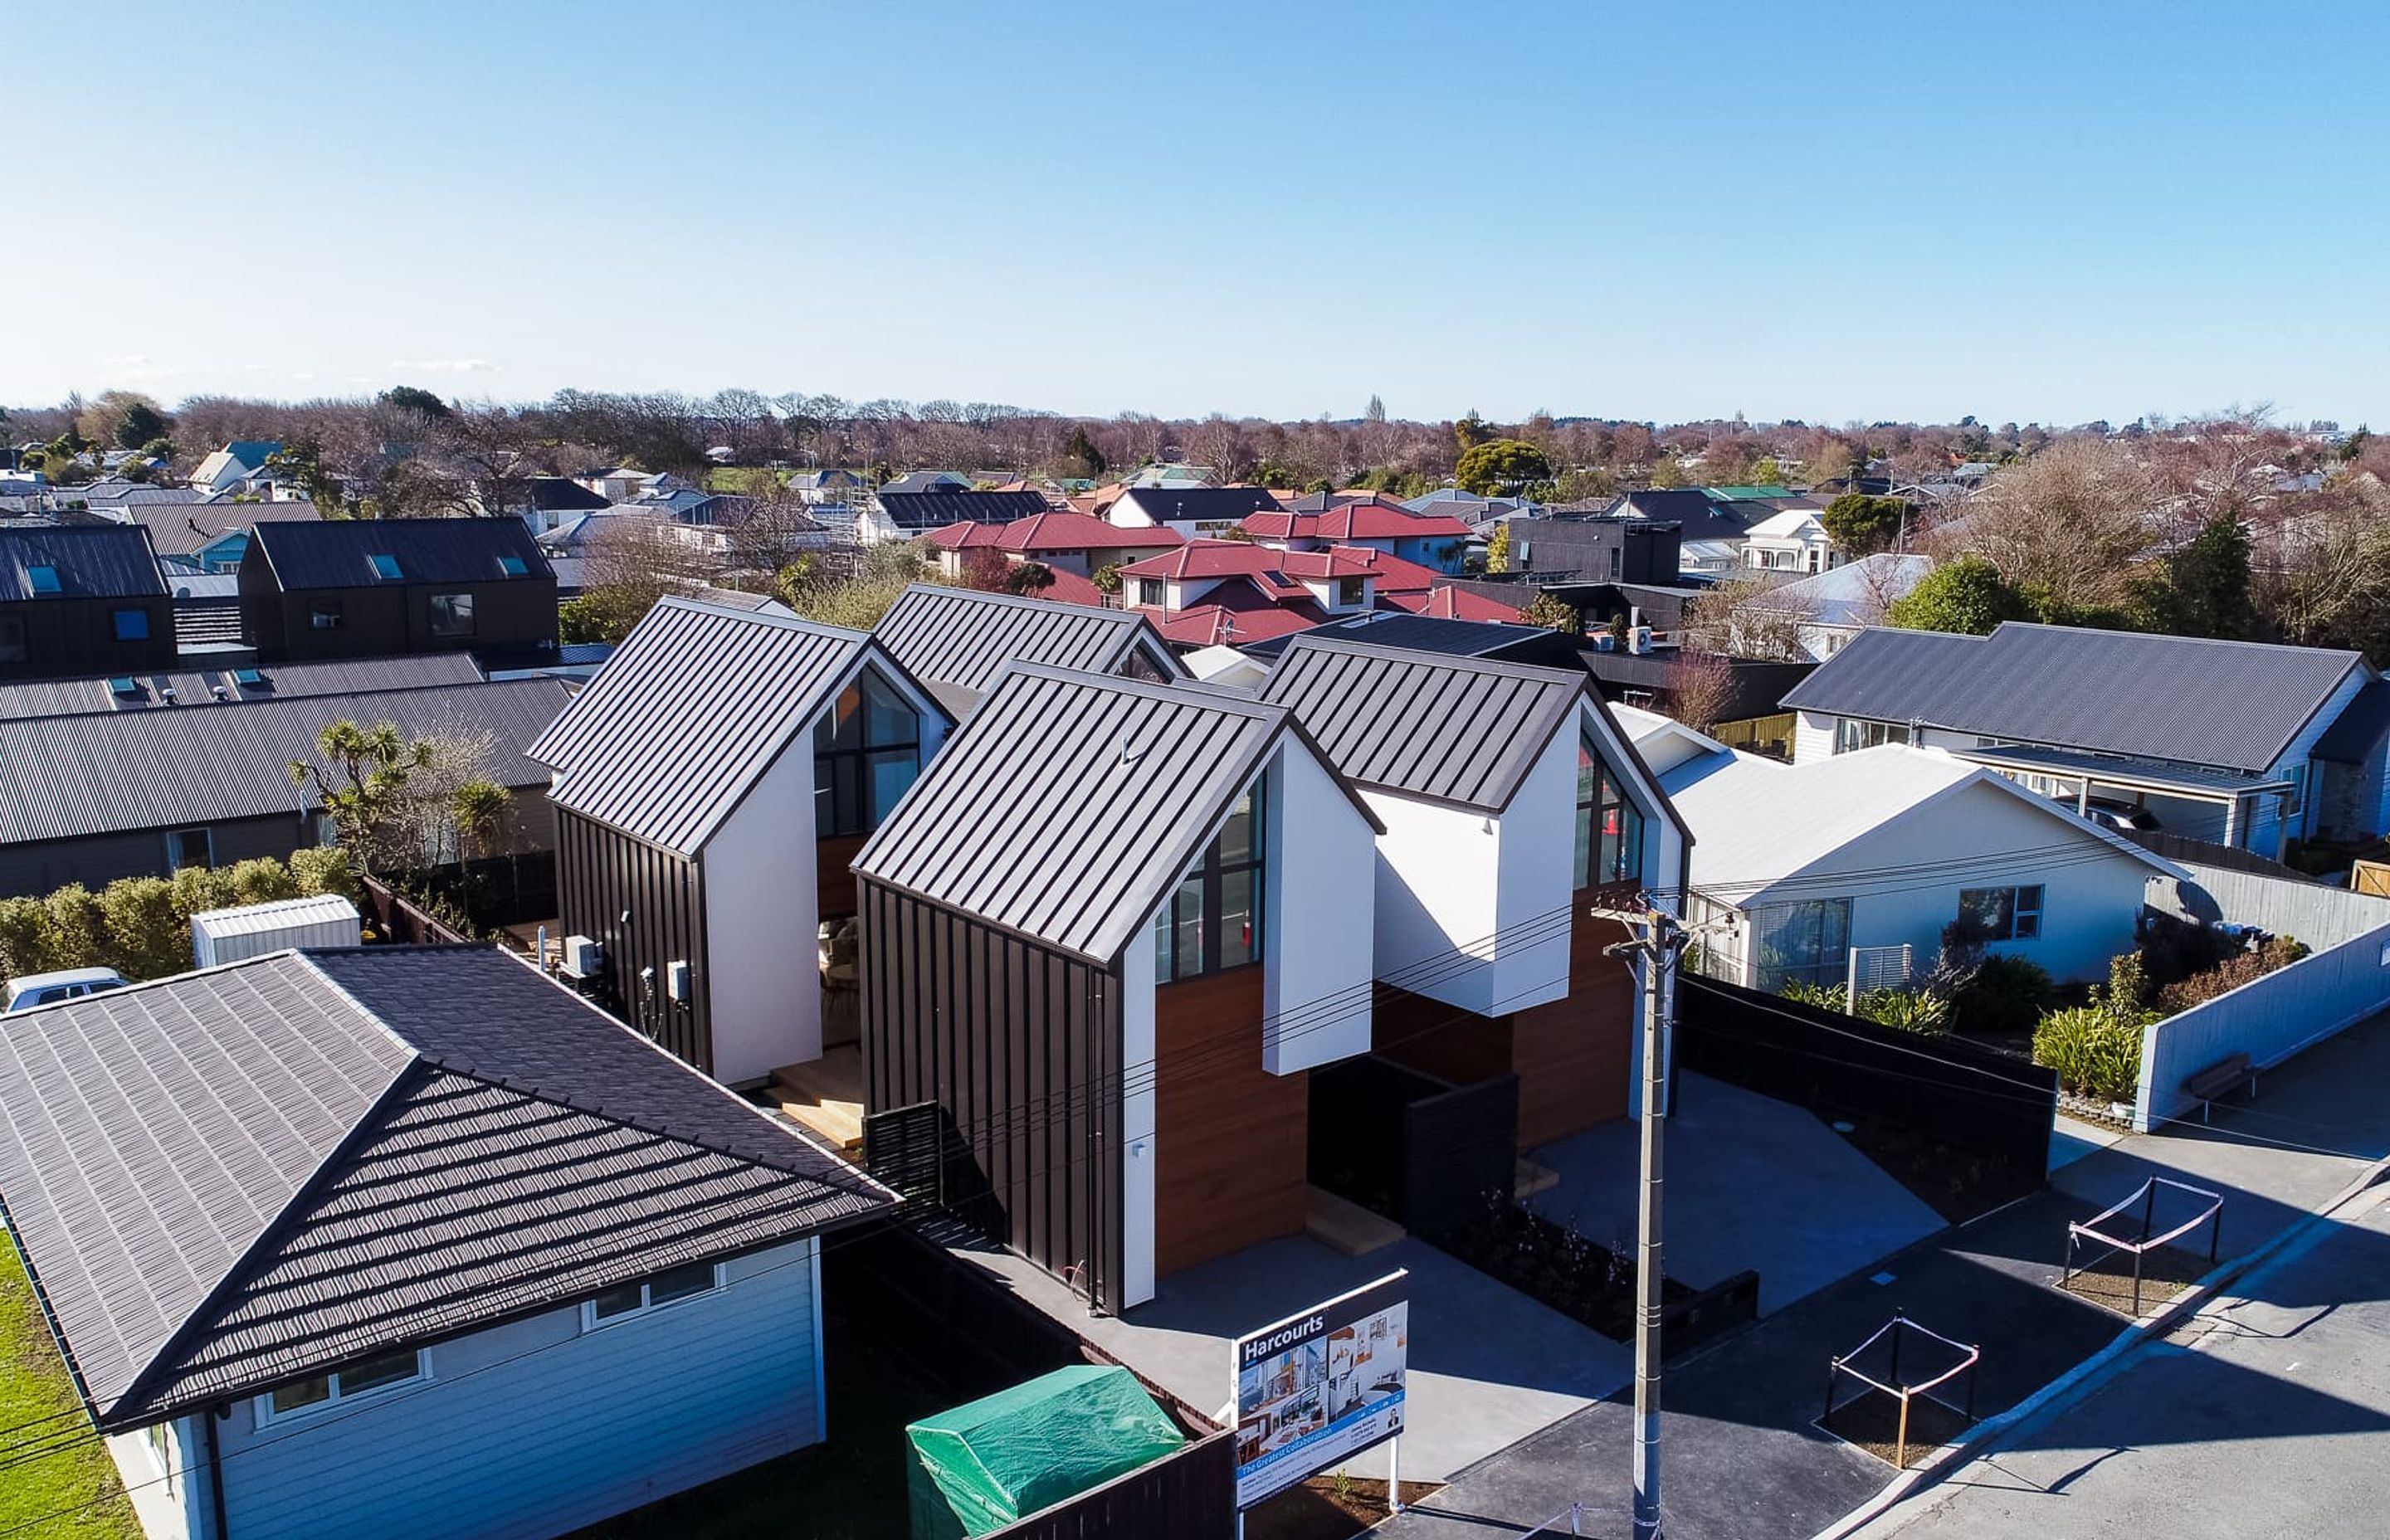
left=1527, top=1072, right=1946, bottom=1313
left=951, top=1232, right=1632, bottom=1484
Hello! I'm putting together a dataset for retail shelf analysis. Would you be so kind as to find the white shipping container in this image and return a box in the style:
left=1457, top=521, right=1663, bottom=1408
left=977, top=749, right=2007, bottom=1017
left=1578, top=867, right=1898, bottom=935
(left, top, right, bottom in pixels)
left=191, top=894, right=364, bottom=968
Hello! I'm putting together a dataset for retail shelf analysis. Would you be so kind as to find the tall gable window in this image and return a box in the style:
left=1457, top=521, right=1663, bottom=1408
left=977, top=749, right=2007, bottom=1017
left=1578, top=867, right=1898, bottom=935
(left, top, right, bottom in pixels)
left=1154, top=779, right=1266, bottom=982
left=815, top=671, right=922, bottom=836
left=1576, top=729, right=1645, bottom=890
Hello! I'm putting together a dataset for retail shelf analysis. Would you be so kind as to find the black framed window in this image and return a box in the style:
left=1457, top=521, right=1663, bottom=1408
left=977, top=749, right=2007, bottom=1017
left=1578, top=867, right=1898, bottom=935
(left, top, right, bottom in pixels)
left=309, top=598, right=344, bottom=631
left=1153, top=779, right=1265, bottom=983
left=165, top=826, right=213, bottom=872
left=814, top=672, right=923, bottom=836
left=428, top=592, right=476, bottom=638
left=1575, top=729, right=1645, bottom=889
left=113, top=608, right=150, bottom=641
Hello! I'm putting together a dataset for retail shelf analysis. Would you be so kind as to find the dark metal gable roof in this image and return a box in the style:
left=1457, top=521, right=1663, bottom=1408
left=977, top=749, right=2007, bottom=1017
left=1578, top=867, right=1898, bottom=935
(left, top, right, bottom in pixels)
left=1114, top=487, right=1285, bottom=524
left=0, top=524, right=167, bottom=600
left=1779, top=622, right=2364, bottom=773
left=1261, top=636, right=1589, bottom=813
left=250, top=517, right=553, bottom=589
left=853, top=665, right=1309, bottom=962
left=873, top=490, right=1050, bottom=529
left=873, top=584, right=1188, bottom=694
left=0, top=652, right=485, bottom=719
left=529, top=597, right=935, bottom=856
left=0, top=947, right=893, bottom=1430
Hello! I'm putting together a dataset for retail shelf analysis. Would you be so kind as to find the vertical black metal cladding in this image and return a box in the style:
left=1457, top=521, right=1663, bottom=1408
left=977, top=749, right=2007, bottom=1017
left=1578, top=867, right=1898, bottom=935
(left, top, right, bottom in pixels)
left=859, top=876, right=1124, bottom=1312
left=554, top=807, right=710, bottom=1075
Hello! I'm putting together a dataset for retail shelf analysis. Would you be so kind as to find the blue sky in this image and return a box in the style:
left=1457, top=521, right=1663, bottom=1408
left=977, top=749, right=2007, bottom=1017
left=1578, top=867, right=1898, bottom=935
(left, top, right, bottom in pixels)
left=5, top=1, right=2386, bottom=426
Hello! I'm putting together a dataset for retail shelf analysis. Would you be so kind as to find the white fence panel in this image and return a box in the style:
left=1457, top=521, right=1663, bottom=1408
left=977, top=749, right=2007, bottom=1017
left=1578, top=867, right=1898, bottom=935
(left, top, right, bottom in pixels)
left=2135, top=917, right=2390, bottom=1132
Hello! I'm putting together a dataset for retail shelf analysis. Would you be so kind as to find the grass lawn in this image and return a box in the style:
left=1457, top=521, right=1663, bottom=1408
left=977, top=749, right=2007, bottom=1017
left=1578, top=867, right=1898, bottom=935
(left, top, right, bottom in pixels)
left=0, top=1245, right=141, bottom=1538
left=701, top=466, right=794, bottom=495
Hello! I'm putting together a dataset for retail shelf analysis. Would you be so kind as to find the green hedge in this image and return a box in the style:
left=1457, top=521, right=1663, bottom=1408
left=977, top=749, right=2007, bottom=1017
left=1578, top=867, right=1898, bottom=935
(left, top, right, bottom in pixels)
left=0, top=853, right=358, bottom=984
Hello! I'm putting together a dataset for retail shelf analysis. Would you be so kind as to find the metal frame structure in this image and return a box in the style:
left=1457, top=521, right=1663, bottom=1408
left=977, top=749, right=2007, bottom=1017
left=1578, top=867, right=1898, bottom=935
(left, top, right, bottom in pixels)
left=2061, top=1175, right=2223, bottom=1316
left=1822, top=1313, right=1982, bottom=1470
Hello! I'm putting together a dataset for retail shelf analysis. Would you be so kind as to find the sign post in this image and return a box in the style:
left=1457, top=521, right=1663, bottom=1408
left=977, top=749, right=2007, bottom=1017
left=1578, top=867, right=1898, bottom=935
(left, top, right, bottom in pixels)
left=1230, top=1270, right=1410, bottom=1517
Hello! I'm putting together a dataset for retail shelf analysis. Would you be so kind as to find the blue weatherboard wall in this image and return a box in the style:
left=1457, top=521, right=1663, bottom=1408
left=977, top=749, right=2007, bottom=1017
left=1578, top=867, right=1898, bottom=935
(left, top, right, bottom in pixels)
left=212, top=1239, right=821, bottom=1540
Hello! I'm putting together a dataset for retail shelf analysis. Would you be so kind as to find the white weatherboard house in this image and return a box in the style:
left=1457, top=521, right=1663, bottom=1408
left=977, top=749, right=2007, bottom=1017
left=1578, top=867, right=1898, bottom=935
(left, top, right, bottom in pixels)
left=1620, top=707, right=2184, bottom=992
left=1780, top=622, right=2390, bottom=857
left=0, top=944, right=893, bottom=1540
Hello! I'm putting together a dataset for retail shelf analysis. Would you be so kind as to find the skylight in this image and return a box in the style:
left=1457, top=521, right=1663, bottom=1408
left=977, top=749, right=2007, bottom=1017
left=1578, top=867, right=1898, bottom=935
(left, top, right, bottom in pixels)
left=108, top=676, right=140, bottom=697
left=497, top=554, right=529, bottom=576
left=369, top=553, right=403, bottom=580
left=25, top=564, right=60, bottom=594
left=233, top=668, right=266, bottom=687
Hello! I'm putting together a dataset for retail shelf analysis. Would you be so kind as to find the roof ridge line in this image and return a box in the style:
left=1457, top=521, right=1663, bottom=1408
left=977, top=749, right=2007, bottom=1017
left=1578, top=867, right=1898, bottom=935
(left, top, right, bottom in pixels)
left=105, top=1053, right=428, bottom=1425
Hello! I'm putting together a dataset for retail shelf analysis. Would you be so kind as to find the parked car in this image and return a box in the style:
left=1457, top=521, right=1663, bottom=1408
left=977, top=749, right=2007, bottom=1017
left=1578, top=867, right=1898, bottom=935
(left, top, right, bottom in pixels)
left=2079, top=798, right=2161, bottom=832
left=4, top=967, right=128, bottom=1013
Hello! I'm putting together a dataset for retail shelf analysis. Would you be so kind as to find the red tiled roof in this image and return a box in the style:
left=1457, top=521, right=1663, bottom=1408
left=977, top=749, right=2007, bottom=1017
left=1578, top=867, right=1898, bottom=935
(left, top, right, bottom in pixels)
left=997, top=512, right=1185, bottom=554
left=1117, top=539, right=1378, bottom=582
left=1148, top=599, right=1326, bottom=647
left=1239, top=504, right=1474, bottom=542
left=1381, top=584, right=1528, bottom=623
left=1319, top=544, right=1444, bottom=594
left=1019, top=563, right=1110, bottom=608
left=915, top=521, right=1006, bottom=551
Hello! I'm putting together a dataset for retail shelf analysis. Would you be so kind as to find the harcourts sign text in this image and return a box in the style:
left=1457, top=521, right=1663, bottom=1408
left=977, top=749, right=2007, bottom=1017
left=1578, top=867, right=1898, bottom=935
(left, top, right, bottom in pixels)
left=1231, top=1270, right=1408, bottom=1509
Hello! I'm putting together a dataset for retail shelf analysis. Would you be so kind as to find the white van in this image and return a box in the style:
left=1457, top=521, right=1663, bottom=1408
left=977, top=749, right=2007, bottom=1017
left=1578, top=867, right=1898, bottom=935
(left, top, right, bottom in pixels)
left=4, top=967, right=129, bottom=1013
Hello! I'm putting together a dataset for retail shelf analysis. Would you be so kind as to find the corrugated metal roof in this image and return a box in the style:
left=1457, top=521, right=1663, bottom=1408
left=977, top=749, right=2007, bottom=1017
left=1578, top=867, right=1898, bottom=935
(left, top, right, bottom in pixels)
left=249, top=516, right=553, bottom=589
left=0, top=523, right=166, bottom=600
left=0, top=677, right=569, bottom=844
left=853, top=665, right=1297, bottom=962
left=1237, top=611, right=1554, bottom=662
left=528, top=598, right=888, bottom=855
left=873, top=584, right=1185, bottom=695
left=105, top=500, right=321, bottom=557
left=1260, top=636, right=1588, bottom=813
left=0, top=651, right=485, bottom=719
left=0, top=946, right=892, bottom=1428
left=1660, top=743, right=2178, bottom=906
left=1780, top=623, right=2365, bottom=773
left=190, top=892, right=363, bottom=941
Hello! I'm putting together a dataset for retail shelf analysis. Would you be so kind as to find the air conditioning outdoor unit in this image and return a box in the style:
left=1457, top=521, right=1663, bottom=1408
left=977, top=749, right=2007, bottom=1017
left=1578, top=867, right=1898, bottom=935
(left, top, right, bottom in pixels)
left=561, top=934, right=601, bottom=978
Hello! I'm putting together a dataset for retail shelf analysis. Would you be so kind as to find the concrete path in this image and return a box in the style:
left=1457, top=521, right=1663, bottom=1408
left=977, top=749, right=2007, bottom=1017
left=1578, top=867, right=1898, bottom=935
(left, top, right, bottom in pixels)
left=1847, top=1184, right=2390, bottom=1540
left=1378, top=1011, right=2390, bottom=1540
left=951, top=1233, right=1632, bottom=1484
left=1528, top=1072, right=1944, bottom=1314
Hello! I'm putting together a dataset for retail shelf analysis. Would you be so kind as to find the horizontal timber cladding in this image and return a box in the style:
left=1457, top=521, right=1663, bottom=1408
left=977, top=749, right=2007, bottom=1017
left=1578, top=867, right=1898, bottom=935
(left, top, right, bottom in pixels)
left=859, top=877, right=1124, bottom=1313
left=1509, top=894, right=1636, bottom=1146
left=554, top=807, right=711, bottom=1074
left=1152, top=965, right=1309, bottom=1279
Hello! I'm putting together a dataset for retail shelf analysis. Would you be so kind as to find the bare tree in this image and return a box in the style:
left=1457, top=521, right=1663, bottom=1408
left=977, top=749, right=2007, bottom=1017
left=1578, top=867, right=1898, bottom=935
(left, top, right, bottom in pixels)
left=1945, top=438, right=2158, bottom=613
left=1681, top=578, right=1815, bottom=661
left=1664, top=650, right=1737, bottom=732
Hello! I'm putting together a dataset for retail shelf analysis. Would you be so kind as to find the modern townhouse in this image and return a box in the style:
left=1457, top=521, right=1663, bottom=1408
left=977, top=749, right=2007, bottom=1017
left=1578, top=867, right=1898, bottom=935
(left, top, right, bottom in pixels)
left=872, top=583, right=1185, bottom=716
left=239, top=518, right=558, bottom=664
left=0, top=523, right=178, bottom=680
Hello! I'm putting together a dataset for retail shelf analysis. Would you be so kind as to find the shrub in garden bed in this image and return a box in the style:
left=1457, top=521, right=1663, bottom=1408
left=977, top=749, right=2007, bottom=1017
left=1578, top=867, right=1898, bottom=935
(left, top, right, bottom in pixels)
left=2032, top=1006, right=2144, bottom=1102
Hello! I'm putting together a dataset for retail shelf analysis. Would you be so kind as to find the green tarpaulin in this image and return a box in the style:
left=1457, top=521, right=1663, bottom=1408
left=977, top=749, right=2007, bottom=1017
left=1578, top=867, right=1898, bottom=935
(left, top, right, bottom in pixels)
left=905, top=1363, right=1187, bottom=1538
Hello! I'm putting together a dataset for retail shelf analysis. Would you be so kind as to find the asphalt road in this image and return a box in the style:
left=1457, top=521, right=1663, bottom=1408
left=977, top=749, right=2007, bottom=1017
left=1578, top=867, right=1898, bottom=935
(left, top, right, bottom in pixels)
left=1856, top=1183, right=2390, bottom=1540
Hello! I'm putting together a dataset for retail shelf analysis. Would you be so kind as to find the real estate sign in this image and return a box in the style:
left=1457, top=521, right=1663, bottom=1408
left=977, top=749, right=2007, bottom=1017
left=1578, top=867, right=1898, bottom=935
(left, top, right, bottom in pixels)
left=1231, top=1270, right=1409, bottom=1509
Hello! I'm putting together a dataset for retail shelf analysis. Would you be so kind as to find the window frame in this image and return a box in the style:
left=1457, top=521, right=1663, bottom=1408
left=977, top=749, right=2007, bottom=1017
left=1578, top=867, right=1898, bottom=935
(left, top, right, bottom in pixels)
left=427, top=590, right=476, bottom=639
left=1153, top=778, right=1267, bottom=984
left=580, top=1260, right=724, bottom=1331
left=1959, top=884, right=2044, bottom=942
left=812, top=671, right=924, bottom=838
left=309, top=597, right=345, bottom=631
left=164, top=826, right=213, bottom=873
left=112, top=607, right=151, bottom=642
left=1574, top=727, right=1646, bottom=891
left=254, top=1347, right=429, bottom=1427
left=1835, top=718, right=1913, bottom=754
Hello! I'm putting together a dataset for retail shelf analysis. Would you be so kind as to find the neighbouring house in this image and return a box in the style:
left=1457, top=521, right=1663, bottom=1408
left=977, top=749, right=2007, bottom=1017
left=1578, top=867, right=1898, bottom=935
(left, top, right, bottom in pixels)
left=100, top=499, right=324, bottom=576
left=1103, top=485, right=1285, bottom=539
left=0, top=944, right=894, bottom=1540
left=1114, top=540, right=1382, bottom=647
left=853, top=664, right=1383, bottom=1312
left=1594, top=488, right=1771, bottom=576
left=871, top=583, right=1185, bottom=717
left=1625, top=709, right=2183, bottom=992
left=1120, top=463, right=1214, bottom=490
left=240, top=517, right=558, bottom=664
left=1745, top=553, right=1932, bottom=660
left=1498, top=514, right=1684, bottom=586
left=529, top=598, right=953, bottom=1088
left=0, top=523, right=177, bottom=680
left=1383, top=582, right=1529, bottom=623
left=0, top=675, right=569, bottom=898
left=501, top=474, right=612, bottom=531
left=876, top=470, right=973, bottom=495
left=789, top=468, right=866, bottom=503
left=187, top=440, right=282, bottom=495
left=1738, top=502, right=1844, bottom=575
left=1780, top=622, right=2390, bottom=855
left=0, top=651, right=485, bottom=719
left=1578, top=641, right=1815, bottom=760
left=915, top=512, right=1184, bottom=585
left=1238, top=501, right=1474, bottom=574
left=861, top=489, right=1049, bottom=544
left=1259, top=637, right=1689, bottom=1147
